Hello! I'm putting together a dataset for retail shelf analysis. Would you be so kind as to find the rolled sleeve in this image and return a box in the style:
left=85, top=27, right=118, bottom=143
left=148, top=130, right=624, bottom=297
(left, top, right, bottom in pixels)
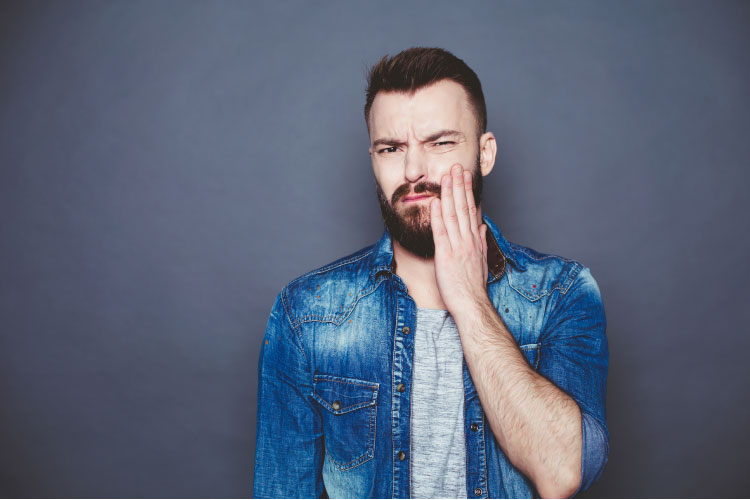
left=537, top=266, right=610, bottom=496
left=580, top=411, right=609, bottom=492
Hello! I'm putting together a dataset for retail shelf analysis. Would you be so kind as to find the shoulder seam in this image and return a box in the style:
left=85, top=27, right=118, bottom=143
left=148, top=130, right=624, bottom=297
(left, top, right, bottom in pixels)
left=287, top=247, right=375, bottom=287
left=512, top=243, right=576, bottom=263
left=559, top=262, right=584, bottom=294
left=280, top=286, right=310, bottom=365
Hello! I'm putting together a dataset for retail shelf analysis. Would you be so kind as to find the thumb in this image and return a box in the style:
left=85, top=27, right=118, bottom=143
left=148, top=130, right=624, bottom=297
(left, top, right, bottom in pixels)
left=480, top=224, right=488, bottom=258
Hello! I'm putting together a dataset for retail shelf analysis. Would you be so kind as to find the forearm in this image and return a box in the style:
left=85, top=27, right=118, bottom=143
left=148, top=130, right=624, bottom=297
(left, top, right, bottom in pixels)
left=455, top=299, right=582, bottom=498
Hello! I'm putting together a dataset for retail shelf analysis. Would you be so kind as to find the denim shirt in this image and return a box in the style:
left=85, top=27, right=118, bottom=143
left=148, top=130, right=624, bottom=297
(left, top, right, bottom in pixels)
left=253, top=215, right=609, bottom=498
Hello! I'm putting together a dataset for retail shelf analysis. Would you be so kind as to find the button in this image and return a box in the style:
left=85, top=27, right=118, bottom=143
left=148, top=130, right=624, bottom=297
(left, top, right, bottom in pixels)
left=398, top=450, right=406, bottom=461
left=470, top=423, right=479, bottom=432
left=401, top=326, right=410, bottom=335
left=396, top=383, right=405, bottom=393
left=331, top=400, right=341, bottom=411
left=474, top=487, right=482, bottom=496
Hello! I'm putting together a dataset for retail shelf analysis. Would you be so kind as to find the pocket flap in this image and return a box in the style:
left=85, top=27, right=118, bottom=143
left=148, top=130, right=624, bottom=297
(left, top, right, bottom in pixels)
left=313, top=375, right=379, bottom=415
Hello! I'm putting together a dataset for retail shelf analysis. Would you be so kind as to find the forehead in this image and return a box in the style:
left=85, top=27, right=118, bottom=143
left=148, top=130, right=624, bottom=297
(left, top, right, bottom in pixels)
left=368, top=79, right=477, bottom=139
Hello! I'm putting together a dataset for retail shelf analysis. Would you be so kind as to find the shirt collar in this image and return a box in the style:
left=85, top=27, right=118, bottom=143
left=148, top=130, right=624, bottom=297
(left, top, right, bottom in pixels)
left=369, top=214, right=525, bottom=283
left=483, top=213, right=526, bottom=275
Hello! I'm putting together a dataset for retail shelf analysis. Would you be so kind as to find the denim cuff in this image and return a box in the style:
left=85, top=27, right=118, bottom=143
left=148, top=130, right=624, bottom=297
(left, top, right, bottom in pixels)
left=572, top=411, right=609, bottom=497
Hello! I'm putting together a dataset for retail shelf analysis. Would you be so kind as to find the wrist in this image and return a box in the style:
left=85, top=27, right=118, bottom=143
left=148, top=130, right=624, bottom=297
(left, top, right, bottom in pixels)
left=450, top=293, right=494, bottom=328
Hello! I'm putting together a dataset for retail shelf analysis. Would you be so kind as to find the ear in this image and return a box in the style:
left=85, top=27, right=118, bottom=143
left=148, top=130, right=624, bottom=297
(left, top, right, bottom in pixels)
left=478, top=132, right=497, bottom=176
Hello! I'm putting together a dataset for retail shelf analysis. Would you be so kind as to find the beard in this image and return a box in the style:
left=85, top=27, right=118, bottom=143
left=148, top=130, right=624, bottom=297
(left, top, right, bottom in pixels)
left=376, top=154, right=483, bottom=259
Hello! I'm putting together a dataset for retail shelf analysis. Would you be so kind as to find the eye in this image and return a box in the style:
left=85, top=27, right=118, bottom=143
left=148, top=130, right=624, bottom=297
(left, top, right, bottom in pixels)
left=378, top=146, right=400, bottom=154
left=433, top=141, right=455, bottom=147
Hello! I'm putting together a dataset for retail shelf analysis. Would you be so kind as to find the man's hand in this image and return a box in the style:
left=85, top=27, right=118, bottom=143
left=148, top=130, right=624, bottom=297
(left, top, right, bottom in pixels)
left=431, top=166, right=585, bottom=499
left=430, top=163, right=490, bottom=316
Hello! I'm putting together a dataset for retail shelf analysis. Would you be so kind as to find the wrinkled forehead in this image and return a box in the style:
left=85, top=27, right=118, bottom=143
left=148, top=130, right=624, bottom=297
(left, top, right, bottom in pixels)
left=368, top=80, right=478, bottom=141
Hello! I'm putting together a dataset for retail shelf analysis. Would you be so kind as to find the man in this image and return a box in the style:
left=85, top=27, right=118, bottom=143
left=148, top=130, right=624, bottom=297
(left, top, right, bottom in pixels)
left=253, top=47, right=608, bottom=499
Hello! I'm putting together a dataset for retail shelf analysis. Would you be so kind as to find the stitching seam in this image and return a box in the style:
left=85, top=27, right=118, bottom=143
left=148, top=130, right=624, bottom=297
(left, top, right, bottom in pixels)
left=294, top=277, right=388, bottom=326
left=281, top=287, right=309, bottom=364
left=286, top=248, right=375, bottom=288
left=513, top=245, right=575, bottom=263
left=507, top=261, right=583, bottom=301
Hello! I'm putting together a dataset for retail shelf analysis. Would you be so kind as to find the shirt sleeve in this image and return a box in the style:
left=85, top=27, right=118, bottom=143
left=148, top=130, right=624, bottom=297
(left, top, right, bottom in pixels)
left=253, top=290, right=325, bottom=498
left=536, top=266, right=610, bottom=496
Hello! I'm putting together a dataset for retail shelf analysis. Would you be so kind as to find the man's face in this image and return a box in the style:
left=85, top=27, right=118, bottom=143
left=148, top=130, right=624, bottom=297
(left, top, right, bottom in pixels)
left=368, top=79, right=485, bottom=258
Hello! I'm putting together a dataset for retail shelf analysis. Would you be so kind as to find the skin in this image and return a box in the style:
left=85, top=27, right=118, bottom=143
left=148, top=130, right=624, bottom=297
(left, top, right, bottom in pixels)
left=368, top=79, right=583, bottom=498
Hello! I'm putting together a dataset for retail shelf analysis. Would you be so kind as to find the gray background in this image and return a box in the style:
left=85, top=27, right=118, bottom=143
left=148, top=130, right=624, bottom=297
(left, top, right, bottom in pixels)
left=1, top=0, right=748, bottom=497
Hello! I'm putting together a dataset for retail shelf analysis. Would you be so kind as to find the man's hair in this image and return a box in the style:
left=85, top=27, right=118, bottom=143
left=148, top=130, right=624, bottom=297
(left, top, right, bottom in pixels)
left=364, top=47, right=487, bottom=137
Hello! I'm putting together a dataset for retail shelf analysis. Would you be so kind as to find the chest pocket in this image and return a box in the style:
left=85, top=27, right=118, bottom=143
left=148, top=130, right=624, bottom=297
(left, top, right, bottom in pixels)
left=312, top=374, right=379, bottom=471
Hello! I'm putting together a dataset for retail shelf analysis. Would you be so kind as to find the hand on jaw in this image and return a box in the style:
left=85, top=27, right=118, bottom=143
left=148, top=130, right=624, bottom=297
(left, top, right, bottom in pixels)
left=430, top=163, right=491, bottom=318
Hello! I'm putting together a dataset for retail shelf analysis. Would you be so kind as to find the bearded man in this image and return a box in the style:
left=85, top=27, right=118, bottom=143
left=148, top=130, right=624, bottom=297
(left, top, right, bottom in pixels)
left=253, top=47, right=609, bottom=499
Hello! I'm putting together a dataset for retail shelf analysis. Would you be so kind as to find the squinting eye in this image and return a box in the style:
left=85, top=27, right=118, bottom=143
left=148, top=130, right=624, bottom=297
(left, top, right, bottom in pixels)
left=434, top=141, right=455, bottom=147
left=378, top=146, right=399, bottom=154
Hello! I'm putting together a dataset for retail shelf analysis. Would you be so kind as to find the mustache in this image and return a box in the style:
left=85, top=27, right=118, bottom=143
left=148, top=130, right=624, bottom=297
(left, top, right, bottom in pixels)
left=391, top=181, right=442, bottom=205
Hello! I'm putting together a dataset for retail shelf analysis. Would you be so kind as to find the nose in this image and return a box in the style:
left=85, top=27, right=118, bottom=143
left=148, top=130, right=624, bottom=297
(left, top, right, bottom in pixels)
left=403, top=147, right=427, bottom=184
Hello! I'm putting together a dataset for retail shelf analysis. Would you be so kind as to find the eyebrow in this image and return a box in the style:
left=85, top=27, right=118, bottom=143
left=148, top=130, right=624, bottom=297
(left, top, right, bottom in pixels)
left=371, top=129, right=465, bottom=148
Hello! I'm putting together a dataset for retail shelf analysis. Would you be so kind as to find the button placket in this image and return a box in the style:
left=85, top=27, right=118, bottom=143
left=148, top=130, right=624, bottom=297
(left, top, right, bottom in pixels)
left=392, top=288, right=416, bottom=497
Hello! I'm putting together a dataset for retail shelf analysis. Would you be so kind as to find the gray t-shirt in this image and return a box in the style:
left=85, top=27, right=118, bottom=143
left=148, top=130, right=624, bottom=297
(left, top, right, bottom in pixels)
left=410, top=307, right=467, bottom=499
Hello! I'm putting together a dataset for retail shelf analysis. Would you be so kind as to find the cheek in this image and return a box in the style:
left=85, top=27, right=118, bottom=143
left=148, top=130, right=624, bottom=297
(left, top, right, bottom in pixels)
left=428, top=150, right=476, bottom=180
left=373, top=167, right=400, bottom=194
left=429, top=165, right=454, bottom=185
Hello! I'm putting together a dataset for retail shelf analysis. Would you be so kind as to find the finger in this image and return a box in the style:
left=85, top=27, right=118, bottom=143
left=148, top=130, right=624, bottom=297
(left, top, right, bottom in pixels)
left=440, top=171, right=461, bottom=246
left=463, top=169, right=480, bottom=241
left=430, top=198, right=450, bottom=252
left=451, top=164, right=471, bottom=239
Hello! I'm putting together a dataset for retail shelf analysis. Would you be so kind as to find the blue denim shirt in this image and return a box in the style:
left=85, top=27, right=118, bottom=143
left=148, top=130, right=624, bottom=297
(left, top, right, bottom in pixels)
left=254, top=215, right=609, bottom=498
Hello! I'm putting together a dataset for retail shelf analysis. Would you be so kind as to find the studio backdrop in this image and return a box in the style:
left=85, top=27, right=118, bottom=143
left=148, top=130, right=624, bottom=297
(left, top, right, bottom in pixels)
left=1, top=0, right=748, bottom=497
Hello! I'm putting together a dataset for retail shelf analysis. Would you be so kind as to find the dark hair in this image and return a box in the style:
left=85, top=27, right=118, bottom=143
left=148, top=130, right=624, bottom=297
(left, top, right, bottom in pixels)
left=364, top=47, right=487, bottom=136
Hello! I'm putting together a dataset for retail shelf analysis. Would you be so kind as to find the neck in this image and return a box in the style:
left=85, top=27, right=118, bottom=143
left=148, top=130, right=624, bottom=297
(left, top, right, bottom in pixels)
left=392, top=241, right=444, bottom=310
left=391, top=206, right=483, bottom=310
